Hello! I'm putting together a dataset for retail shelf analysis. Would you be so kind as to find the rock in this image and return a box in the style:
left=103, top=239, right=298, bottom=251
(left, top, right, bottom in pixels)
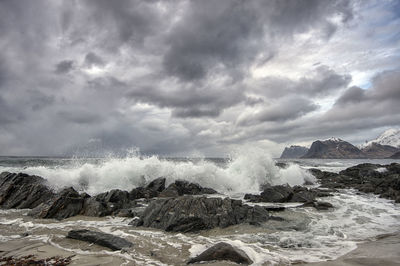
left=0, top=172, right=55, bottom=209
left=67, top=229, right=133, bottom=251
left=129, top=186, right=159, bottom=200
left=244, top=185, right=329, bottom=204
left=29, top=187, right=86, bottom=220
left=311, top=163, right=400, bottom=202
left=145, top=177, right=166, bottom=192
left=159, top=180, right=217, bottom=197
left=131, top=196, right=269, bottom=232
left=187, top=242, right=253, bottom=265
left=302, top=201, right=333, bottom=210
left=81, top=189, right=132, bottom=217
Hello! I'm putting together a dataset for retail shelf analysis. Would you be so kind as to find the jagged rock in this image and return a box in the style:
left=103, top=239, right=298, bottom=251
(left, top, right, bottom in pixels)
left=67, top=229, right=133, bottom=251
left=311, top=163, right=400, bottom=202
left=0, top=172, right=55, bottom=209
left=244, top=185, right=331, bottom=203
left=129, top=186, right=159, bottom=200
left=130, top=196, right=269, bottom=232
left=187, top=242, right=253, bottom=265
left=159, top=180, right=217, bottom=197
left=145, top=177, right=166, bottom=192
left=29, top=187, right=86, bottom=220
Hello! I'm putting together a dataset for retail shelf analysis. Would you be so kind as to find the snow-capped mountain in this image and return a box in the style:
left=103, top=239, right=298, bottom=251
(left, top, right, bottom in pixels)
left=360, top=129, right=400, bottom=148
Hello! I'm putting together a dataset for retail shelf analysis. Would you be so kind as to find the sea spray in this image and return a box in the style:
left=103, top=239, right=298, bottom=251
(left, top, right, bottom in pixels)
left=0, top=147, right=314, bottom=196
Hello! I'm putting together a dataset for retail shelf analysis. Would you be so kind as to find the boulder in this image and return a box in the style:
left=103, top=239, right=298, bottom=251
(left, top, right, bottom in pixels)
left=159, top=180, right=217, bottom=197
left=0, top=172, right=55, bottom=209
left=244, top=185, right=330, bottom=203
left=67, top=229, right=133, bottom=251
left=131, top=196, right=269, bottom=232
left=29, top=187, right=86, bottom=220
left=187, top=242, right=253, bottom=265
left=145, top=177, right=166, bottom=192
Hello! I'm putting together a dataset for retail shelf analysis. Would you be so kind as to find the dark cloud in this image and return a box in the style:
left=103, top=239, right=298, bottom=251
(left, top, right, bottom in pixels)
left=4, top=0, right=400, bottom=157
left=253, top=66, right=351, bottom=98
left=126, top=81, right=245, bottom=118
left=238, top=97, right=318, bottom=126
left=84, top=52, right=105, bottom=67
left=55, top=60, right=75, bottom=74
left=163, top=0, right=353, bottom=81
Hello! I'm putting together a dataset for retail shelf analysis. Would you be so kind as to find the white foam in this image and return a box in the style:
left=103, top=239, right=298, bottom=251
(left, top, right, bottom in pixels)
left=1, top=147, right=314, bottom=196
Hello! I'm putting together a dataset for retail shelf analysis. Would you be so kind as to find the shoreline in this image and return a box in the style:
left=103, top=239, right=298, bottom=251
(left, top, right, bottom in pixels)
left=302, top=232, right=400, bottom=266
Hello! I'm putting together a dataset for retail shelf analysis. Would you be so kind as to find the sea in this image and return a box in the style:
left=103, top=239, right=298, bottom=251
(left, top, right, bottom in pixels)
left=1, top=151, right=400, bottom=265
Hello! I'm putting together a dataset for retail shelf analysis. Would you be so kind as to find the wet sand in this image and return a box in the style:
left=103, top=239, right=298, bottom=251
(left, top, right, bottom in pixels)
left=303, top=232, right=400, bottom=266
left=2, top=233, right=400, bottom=265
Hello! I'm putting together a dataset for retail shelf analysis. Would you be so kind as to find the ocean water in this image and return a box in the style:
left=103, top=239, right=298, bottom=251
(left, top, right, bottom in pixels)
left=1, top=152, right=400, bottom=265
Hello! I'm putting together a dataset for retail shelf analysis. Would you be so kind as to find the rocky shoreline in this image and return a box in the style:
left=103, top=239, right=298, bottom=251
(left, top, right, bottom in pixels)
left=0, top=162, right=399, bottom=264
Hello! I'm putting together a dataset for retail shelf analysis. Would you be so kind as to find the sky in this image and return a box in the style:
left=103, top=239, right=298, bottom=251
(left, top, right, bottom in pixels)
left=0, top=0, right=400, bottom=157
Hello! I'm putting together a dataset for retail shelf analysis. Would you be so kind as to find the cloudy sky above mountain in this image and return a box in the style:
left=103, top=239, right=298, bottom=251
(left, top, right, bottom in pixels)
left=0, top=0, right=399, bottom=157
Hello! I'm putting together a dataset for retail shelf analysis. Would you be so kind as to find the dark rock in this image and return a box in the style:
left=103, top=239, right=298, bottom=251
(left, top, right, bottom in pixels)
left=29, top=187, right=86, bottom=220
left=67, top=229, right=133, bottom=251
left=302, top=201, right=333, bottom=210
left=264, top=206, right=285, bottom=212
left=310, top=163, right=400, bottom=202
left=159, top=180, right=217, bottom=197
left=131, top=196, right=269, bottom=232
left=0, top=172, right=55, bottom=209
left=245, top=185, right=329, bottom=204
left=275, top=162, right=288, bottom=168
left=187, top=242, right=253, bottom=265
left=129, top=186, right=159, bottom=200
left=145, top=177, right=166, bottom=192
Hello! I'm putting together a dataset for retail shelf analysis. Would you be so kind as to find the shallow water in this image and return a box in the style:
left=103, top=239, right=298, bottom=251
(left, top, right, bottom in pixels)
left=1, top=155, right=400, bottom=265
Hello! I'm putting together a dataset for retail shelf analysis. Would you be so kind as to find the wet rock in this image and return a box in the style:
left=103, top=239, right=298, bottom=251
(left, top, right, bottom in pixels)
left=244, top=185, right=330, bottom=204
left=159, top=180, right=217, bottom=197
left=131, top=196, right=269, bottom=232
left=302, top=201, right=333, bottom=210
left=310, top=163, right=400, bottom=202
left=129, top=186, right=159, bottom=200
left=187, top=242, right=253, bottom=265
left=81, top=189, right=132, bottom=217
left=29, top=187, right=85, bottom=220
left=0, top=172, right=55, bottom=209
left=67, top=229, right=133, bottom=251
left=145, top=177, right=166, bottom=192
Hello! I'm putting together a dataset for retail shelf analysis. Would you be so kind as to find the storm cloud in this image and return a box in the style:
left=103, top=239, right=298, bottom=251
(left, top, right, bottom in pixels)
left=0, top=0, right=399, bottom=157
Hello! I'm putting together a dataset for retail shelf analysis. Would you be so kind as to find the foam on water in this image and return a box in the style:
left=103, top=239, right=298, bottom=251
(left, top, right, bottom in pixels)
left=0, top=147, right=314, bottom=196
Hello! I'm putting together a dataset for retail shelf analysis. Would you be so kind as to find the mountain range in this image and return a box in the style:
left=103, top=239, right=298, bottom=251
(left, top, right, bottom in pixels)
left=280, top=129, right=400, bottom=159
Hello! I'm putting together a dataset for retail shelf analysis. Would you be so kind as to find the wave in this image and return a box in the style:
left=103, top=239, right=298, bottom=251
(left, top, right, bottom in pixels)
left=0, top=147, right=315, bottom=196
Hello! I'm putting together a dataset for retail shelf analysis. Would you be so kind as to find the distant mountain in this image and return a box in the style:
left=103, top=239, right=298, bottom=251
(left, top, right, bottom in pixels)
left=390, top=151, right=400, bottom=159
left=302, top=137, right=365, bottom=159
left=360, top=129, right=400, bottom=149
left=280, top=145, right=308, bottom=158
left=361, top=142, right=399, bottom=159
